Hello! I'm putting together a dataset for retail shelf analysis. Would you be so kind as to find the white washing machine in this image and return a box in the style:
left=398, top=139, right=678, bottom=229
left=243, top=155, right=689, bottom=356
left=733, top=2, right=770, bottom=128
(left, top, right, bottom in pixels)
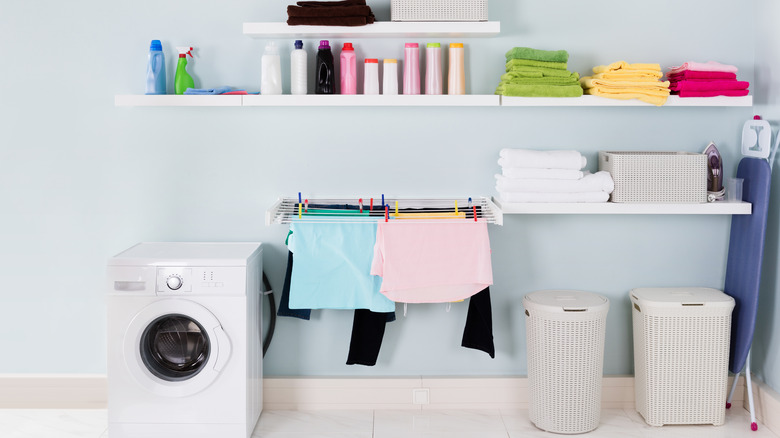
left=107, top=242, right=263, bottom=438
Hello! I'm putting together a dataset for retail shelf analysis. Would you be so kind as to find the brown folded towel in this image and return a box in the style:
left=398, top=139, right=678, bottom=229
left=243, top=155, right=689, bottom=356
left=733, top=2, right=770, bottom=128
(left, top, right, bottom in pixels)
left=296, top=0, right=366, bottom=7
left=287, top=4, right=372, bottom=17
left=287, top=15, right=374, bottom=26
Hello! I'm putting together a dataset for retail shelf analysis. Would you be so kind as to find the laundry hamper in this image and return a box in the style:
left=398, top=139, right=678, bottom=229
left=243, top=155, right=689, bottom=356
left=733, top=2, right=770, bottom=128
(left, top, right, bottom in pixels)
left=523, top=290, right=610, bottom=434
left=630, top=287, right=734, bottom=426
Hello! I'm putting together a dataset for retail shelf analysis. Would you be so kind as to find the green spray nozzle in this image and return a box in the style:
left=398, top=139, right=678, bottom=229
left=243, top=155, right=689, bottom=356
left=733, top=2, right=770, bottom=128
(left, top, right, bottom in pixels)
left=176, top=46, right=193, bottom=58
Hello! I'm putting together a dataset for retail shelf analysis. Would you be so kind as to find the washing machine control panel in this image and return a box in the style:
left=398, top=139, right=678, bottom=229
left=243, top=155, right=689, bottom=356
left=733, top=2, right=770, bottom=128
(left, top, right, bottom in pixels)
left=156, top=267, right=247, bottom=295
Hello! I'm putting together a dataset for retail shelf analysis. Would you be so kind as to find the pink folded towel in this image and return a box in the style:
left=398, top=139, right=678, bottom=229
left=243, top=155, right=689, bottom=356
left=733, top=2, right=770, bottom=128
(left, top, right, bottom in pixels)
left=675, top=89, right=750, bottom=98
left=667, top=70, right=737, bottom=81
left=670, top=80, right=750, bottom=92
left=667, top=61, right=738, bottom=75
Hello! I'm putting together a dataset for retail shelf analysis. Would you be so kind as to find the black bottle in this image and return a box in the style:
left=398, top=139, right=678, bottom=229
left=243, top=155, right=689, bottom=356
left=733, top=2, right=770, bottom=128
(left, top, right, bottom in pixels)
left=315, top=40, right=335, bottom=94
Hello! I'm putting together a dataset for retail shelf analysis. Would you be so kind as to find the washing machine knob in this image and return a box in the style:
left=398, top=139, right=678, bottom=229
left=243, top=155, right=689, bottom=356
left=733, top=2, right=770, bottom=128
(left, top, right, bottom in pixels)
left=166, top=275, right=183, bottom=290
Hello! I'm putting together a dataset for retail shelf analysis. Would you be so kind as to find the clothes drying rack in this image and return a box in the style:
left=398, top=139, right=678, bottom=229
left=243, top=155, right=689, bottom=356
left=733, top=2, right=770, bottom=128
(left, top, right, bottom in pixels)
left=265, top=196, right=503, bottom=226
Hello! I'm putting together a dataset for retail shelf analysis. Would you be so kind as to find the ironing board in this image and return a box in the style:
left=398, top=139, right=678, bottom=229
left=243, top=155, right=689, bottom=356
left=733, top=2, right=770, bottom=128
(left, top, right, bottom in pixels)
left=724, top=157, right=772, bottom=375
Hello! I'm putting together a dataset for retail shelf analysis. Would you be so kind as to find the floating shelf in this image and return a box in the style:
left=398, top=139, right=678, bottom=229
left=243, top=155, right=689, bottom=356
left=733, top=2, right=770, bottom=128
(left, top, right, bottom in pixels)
left=501, top=95, right=753, bottom=107
left=242, top=94, right=499, bottom=106
left=114, top=95, right=243, bottom=107
left=493, top=197, right=752, bottom=215
left=243, top=21, right=501, bottom=38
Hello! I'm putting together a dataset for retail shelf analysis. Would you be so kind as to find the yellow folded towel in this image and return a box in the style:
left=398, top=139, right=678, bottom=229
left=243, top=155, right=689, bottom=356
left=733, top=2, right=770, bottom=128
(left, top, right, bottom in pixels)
left=592, top=70, right=663, bottom=80
left=581, top=77, right=670, bottom=90
left=593, top=61, right=662, bottom=73
left=583, top=87, right=670, bottom=106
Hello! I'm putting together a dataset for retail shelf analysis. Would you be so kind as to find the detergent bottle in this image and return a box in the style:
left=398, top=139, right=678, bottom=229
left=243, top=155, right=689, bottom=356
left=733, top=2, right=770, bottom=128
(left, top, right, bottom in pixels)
left=145, top=40, right=166, bottom=95
left=261, top=42, right=282, bottom=95
left=174, top=47, right=195, bottom=95
left=315, top=40, right=335, bottom=94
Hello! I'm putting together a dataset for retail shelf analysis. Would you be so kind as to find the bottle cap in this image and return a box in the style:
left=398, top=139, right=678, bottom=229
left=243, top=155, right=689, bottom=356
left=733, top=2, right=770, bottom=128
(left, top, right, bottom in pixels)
left=405, top=43, right=419, bottom=48
left=294, top=40, right=303, bottom=50
left=343, top=42, right=354, bottom=50
left=319, top=40, right=330, bottom=50
left=384, top=59, right=397, bottom=63
left=365, top=58, right=378, bottom=63
left=150, top=40, right=162, bottom=51
left=450, top=43, right=464, bottom=48
left=427, top=43, right=441, bottom=48
left=754, top=115, right=762, bottom=120
left=265, top=41, right=279, bottom=55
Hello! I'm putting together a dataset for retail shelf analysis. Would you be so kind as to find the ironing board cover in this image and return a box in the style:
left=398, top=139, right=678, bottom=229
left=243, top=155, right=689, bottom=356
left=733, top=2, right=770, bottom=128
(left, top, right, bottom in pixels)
left=724, top=157, right=772, bottom=374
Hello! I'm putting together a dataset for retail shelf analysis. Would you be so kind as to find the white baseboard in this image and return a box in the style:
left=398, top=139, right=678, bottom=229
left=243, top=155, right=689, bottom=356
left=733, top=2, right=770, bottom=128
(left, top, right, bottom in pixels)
left=0, top=374, right=107, bottom=409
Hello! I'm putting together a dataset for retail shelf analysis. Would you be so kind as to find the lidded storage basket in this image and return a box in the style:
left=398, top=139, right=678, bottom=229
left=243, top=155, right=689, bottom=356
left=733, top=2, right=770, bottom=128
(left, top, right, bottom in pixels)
left=523, top=290, right=610, bottom=434
left=630, top=287, right=734, bottom=426
left=599, top=151, right=707, bottom=203
left=391, top=0, right=488, bottom=21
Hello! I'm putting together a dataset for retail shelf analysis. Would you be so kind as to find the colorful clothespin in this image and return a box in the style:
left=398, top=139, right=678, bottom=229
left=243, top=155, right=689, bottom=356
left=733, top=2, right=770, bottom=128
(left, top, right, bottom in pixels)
left=298, top=192, right=302, bottom=204
left=473, top=205, right=477, bottom=222
left=304, top=199, right=309, bottom=212
left=381, top=194, right=385, bottom=207
left=385, top=204, right=389, bottom=222
left=359, top=198, right=363, bottom=213
left=468, top=197, right=472, bottom=209
left=370, top=198, right=373, bottom=211
left=455, top=200, right=458, bottom=215
left=298, top=203, right=302, bottom=219
left=395, top=201, right=399, bottom=217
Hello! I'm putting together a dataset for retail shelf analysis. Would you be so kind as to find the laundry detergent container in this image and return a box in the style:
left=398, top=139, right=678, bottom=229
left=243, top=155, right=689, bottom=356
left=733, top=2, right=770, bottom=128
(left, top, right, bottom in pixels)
left=630, top=287, right=734, bottom=426
left=523, top=290, right=610, bottom=434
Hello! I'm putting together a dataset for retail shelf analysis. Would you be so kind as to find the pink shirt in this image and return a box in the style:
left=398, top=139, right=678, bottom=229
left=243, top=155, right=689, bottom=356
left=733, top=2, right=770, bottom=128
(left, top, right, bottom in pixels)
left=371, top=221, right=493, bottom=303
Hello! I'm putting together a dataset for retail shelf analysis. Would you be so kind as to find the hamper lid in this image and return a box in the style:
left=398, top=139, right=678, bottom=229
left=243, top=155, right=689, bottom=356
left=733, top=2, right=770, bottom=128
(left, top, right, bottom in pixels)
left=630, top=287, right=735, bottom=307
left=523, top=290, right=609, bottom=313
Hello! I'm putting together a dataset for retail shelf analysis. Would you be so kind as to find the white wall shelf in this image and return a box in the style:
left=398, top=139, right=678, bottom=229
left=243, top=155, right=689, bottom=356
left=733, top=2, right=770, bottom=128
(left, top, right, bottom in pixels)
left=242, top=94, right=499, bottom=106
left=243, top=21, right=501, bottom=38
left=501, top=95, right=753, bottom=107
left=493, top=197, right=752, bottom=215
left=114, top=95, right=243, bottom=107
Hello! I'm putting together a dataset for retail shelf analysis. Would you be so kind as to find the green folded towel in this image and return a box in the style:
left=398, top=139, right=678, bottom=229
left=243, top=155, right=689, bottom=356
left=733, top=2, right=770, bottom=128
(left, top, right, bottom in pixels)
left=496, top=83, right=584, bottom=97
left=505, top=58, right=568, bottom=71
left=505, top=47, right=569, bottom=63
left=499, top=74, right=581, bottom=86
left=506, top=65, right=581, bottom=80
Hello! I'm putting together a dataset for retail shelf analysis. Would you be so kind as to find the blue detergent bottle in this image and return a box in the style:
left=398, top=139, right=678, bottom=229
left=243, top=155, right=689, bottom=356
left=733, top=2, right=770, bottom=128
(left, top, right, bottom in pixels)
left=145, top=40, right=166, bottom=95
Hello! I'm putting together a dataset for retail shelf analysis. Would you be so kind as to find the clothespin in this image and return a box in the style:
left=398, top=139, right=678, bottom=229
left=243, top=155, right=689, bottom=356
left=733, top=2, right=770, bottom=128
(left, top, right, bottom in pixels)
left=468, top=197, right=472, bottom=208
left=382, top=194, right=385, bottom=207
left=395, top=201, right=399, bottom=218
left=298, top=192, right=302, bottom=204
left=370, top=198, right=373, bottom=211
left=473, top=205, right=477, bottom=222
left=359, top=198, right=363, bottom=213
left=304, top=199, right=309, bottom=212
left=298, top=203, right=302, bottom=219
left=455, top=200, right=458, bottom=215
left=385, top=204, right=389, bottom=222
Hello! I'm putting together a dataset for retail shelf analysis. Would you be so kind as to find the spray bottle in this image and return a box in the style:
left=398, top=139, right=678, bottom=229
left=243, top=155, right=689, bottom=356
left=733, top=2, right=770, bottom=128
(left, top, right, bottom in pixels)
left=174, top=47, right=195, bottom=95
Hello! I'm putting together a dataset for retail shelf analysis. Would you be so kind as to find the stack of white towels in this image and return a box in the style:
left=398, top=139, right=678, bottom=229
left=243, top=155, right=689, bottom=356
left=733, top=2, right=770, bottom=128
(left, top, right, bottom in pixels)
left=495, top=149, right=615, bottom=203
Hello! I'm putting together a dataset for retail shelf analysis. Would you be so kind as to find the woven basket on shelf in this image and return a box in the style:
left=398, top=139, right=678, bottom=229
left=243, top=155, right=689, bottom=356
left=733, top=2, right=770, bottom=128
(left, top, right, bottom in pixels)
left=390, top=0, right=488, bottom=21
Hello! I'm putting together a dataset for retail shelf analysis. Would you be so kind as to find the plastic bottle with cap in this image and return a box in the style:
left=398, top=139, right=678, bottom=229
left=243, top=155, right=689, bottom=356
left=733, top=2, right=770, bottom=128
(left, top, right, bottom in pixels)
left=425, top=43, right=442, bottom=95
left=448, top=43, right=465, bottom=95
left=145, top=40, right=166, bottom=95
left=315, top=40, right=335, bottom=94
left=290, top=40, right=307, bottom=95
left=383, top=59, right=398, bottom=95
left=741, top=115, right=772, bottom=158
left=261, top=42, right=282, bottom=95
left=403, top=43, right=420, bottom=95
left=174, top=46, right=194, bottom=95
left=363, top=59, right=379, bottom=95
left=340, top=42, right=357, bottom=94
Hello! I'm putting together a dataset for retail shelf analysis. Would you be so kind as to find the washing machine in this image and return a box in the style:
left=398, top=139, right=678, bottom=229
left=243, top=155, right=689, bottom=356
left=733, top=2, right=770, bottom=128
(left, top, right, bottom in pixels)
left=106, top=242, right=263, bottom=438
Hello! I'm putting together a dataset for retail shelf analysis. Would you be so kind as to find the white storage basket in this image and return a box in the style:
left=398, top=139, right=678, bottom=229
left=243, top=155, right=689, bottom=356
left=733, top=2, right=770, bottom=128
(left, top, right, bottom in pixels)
left=630, top=287, right=734, bottom=426
left=523, top=290, right=610, bottom=434
left=391, top=0, right=488, bottom=21
left=599, top=151, right=707, bottom=203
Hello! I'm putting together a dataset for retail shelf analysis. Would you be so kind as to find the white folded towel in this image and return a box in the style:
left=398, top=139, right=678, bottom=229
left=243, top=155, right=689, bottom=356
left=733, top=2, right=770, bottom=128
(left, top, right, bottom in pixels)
left=495, top=171, right=614, bottom=194
left=498, top=191, right=610, bottom=203
left=498, top=149, right=587, bottom=170
left=502, top=167, right=584, bottom=180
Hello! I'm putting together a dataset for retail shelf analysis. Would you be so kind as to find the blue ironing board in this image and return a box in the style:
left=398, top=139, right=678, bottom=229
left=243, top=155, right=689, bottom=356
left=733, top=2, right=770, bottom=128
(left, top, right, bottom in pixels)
left=724, top=157, right=772, bottom=374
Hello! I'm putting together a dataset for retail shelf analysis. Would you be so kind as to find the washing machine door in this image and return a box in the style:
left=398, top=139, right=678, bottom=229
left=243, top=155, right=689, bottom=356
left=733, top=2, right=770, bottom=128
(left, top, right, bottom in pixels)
left=124, top=299, right=232, bottom=397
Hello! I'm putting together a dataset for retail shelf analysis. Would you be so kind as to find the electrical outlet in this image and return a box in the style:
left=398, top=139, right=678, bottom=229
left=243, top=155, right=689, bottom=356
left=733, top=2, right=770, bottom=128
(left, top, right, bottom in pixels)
left=412, top=388, right=429, bottom=405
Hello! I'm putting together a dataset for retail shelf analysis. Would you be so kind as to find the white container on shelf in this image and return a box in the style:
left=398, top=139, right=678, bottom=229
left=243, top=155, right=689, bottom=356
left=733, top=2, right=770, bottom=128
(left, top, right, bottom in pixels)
left=425, top=43, right=442, bottom=95
left=290, top=40, right=307, bottom=95
left=383, top=59, right=399, bottom=95
left=364, top=59, right=379, bottom=95
left=261, top=42, right=282, bottom=95
left=447, top=43, right=465, bottom=95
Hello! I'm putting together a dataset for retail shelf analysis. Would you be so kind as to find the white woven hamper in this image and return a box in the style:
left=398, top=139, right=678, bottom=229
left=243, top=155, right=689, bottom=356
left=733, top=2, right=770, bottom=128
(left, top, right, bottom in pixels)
left=391, top=0, right=488, bottom=21
left=523, top=290, right=610, bottom=434
left=630, top=287, right=734, bottom=426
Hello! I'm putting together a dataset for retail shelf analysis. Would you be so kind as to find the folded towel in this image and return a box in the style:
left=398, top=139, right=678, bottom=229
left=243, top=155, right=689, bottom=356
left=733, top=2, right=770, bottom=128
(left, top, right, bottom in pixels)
left=498, top=191, right=610, bottom=203
left=499, top=149, right=587, bottom=170
left=669, top=80, right=749, bottom=92
left=581, top=77, right=670, bottom=91
left=583, top=87, right=669, bottom=106
left=592, top=70, right=663, bottom=81
left=296, top=0, right=366, bottom=6
left=506, top=65, right=581, bottom=79
left=667, top=61, right=738, bottom=75
left=287, top=4, right=372, bottom=17
left=501, top=167, right=585, bottom=180
left=287, top=15, right=374, bottom=25
left=222, top=90, right=248, bottom=95
left=496, top=83, right=584, bottom=98
left=499, top=73, right=581, bottom=86
left=667, top=70, right=737, bottom=81
left=183, top=86, right=233, bottom=95
left=505, top=47, right=569, bottom=63
left=505, top=58, right=568, bottom=71
left=593, top=61, right=662, bottom=74
left=495, top=171, right=614, bottom=193
left=675, top=89, right=750, bottom=98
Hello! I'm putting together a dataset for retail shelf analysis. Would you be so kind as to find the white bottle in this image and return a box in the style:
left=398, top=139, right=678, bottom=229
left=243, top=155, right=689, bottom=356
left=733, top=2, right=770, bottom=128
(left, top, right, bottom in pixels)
left=448, top=43, right=465, bottom=95
left=425, top=43, right=442, bottom=95
left=364, top=58, right=379, bottom=95
left=290, top=40, right=307, bottom=95
left=261, top=42, right=282, bottom=95
left=382, top=59, right=398, bottom=95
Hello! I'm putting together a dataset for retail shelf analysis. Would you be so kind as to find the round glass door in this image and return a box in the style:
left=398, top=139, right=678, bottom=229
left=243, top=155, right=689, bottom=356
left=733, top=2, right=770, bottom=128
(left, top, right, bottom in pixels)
left=140, top=314, right=210, bottom=382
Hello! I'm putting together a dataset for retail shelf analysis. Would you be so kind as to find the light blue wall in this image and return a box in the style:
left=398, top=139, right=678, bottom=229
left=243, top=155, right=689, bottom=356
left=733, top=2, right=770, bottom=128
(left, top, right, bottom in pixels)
left=0, top=1, right=768, bottom=378
left=753, top=0, right=780, bottom=393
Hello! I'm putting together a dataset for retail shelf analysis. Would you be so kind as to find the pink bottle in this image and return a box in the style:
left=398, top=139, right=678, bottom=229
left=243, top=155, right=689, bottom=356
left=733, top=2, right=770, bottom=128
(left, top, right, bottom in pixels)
left=340, top=42, right=357, bottom=94
left=403, top=43, right=420, bottom=95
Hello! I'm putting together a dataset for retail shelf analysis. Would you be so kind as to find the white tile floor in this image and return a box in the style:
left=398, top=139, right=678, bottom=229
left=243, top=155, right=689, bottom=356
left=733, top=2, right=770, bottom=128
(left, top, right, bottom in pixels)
left=0, top=407, right=775, bottom=438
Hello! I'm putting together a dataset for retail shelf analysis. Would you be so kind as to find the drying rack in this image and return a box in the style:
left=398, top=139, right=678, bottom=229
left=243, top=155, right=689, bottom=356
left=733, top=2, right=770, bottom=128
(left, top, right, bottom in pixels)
left=266, top=196, right=503, bottom=226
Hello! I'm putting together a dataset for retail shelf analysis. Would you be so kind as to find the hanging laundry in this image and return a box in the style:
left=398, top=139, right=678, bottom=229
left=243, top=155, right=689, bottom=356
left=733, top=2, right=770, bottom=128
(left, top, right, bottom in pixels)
left=665, top=61, right=749, bottom=98
left=495, top=47, right=583, bottom=98
left=580, top=61, right=670, bottom=106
